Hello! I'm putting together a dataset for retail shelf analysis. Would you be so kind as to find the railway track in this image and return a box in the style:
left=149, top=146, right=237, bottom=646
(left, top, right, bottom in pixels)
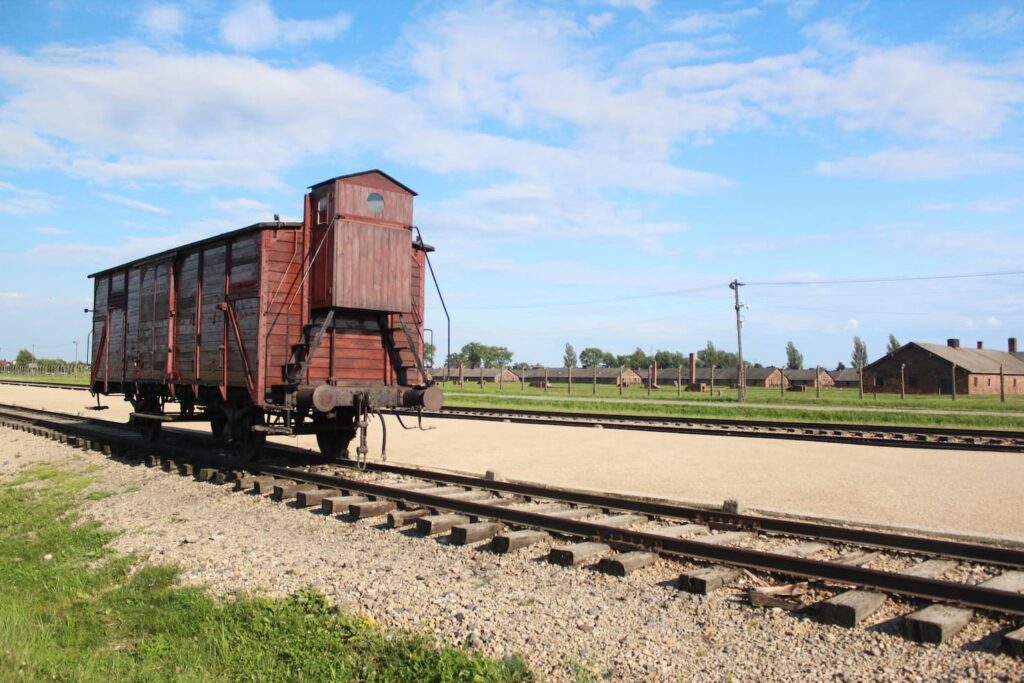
left=2, top=378, right=1022, bottom=452
left=2, top=402, right=1023, bottom=656
left=403, top=405, right=1024, bottom=453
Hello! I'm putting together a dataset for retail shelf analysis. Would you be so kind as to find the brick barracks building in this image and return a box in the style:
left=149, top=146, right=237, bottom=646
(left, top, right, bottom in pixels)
left=862, top=338, right=1024, bottom=395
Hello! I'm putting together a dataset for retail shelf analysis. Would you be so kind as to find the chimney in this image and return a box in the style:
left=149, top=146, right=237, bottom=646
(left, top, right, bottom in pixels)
left=977, top=341, right=984, bottom=349
left=1010, top=337, right=1019, bottom=354
left=689, top=353, right=697, bottom=385
left=947, top=338, right=960, bottom=349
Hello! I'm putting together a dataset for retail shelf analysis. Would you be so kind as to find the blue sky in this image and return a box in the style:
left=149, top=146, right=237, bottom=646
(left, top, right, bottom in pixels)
left=1, top=0, right=1022, bottom=368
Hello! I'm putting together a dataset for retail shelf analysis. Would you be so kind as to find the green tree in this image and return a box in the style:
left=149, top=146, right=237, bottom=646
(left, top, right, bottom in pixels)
left=835, top=361, right=847, bottom=371
left=578, top=347, right=607, bottom=368
left=444, top=352, right=463, bottom=368
left=785, top=341, right=803, bottom=370
left=563, top=342, right=577, bottom=368
left=617, top=347, right=652, bottom=370
left=422, top=342, right=436, bottom=367
left=696, top=341, right=737, bottom=368
left=852, top=336, right=869, bottom=369
left=15, top=349, right=34, bottom=366
left=654, top=350, right=686, bottom=368
left=887, top=334, right=901, bottom=355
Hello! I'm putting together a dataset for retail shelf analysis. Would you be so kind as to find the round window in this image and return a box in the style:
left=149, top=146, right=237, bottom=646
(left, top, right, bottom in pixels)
left=366, top=192, right=385, bottom=216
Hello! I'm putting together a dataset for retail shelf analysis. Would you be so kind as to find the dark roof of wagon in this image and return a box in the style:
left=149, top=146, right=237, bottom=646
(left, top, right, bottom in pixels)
left=867, top=342, right=1024, bottom=375
left=87, top=221, right=303, bottom=278
left=309, top=169, right=418, bottom=196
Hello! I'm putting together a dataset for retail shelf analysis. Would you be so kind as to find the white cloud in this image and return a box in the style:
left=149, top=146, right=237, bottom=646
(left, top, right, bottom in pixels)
left=0, top=181, right=59, bottom=214
left=956, top=5, right=1024, bottom=38
left=25, top=222, right=234, bottom=265
left=988, top=316, right=1004, bottom=327
left=844, top=318, right=859, bottom=331
left=212, top=197, right=273, bottom=213
left=139, top=5, right=184, bottom=37
left=220, top=1, right=351, bottom=51
left=815, top=148, right=1024, bottom=180
left=669, top=8, right=761, bottom=34
left=423, top=181, right=689, bottom=246
left=586, top=13, right=614, bottom=31
left=0, top=122, right=60, bottom=166
left=922, top=197, right=1020, bottom=213
left=0, top=291, right=24, bottom=299
left=603, top=0, right=658, bottom=12
left=97, top=192, right=169, bottom=215
left=34, top=227, right=70, bottom=235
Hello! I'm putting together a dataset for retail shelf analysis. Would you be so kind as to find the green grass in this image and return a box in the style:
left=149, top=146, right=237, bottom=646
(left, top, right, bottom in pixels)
left=0, top=464, right=533, bottom=682
left=439, top=384, right=1024, bottom=431
left=440, top=381, right=1024, bottom=412
left=0, top=373, right=90, bottom=386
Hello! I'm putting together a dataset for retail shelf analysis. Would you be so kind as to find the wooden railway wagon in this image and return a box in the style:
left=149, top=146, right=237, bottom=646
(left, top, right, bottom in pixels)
left=88, top=170, right=441, bottom=459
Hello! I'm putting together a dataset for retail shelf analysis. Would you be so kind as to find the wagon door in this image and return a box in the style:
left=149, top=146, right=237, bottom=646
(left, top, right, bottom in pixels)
left=310, top=191, right=334, bottom=309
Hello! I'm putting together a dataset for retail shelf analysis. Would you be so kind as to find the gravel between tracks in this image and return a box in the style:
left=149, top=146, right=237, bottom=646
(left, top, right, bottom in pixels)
left=3, top=430, right=1022, bottom=682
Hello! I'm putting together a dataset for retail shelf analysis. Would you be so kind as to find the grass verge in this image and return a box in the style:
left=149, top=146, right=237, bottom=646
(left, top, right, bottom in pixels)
left=0, top=463, right=532, bottom=682
left=444, top=393, right=1024, bottom=431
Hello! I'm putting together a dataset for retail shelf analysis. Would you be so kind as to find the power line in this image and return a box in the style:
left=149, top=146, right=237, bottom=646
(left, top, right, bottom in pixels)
left=455, top=283, right=724, bottom=310
left=746, top=270, right=1024, bottom=287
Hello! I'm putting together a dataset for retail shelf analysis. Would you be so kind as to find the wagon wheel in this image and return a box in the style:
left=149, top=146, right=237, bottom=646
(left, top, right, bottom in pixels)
left=232, top=410, right=266, bottom=462
left=209, top=413, right=229, bottom=444
left=316, top=429, right=356, bottom=461
left=140, top=418, right=162, bottom=443
left=234, top=431, right=266, bottom=462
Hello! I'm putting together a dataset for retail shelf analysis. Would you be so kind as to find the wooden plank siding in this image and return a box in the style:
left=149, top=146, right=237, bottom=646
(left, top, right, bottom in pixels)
left=88, top=171, right=427, bottom=406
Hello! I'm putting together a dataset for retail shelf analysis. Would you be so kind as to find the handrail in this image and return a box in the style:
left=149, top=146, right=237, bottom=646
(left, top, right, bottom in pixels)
left=262, top=214, right=340, bottom=377
left=413, top=226, right=450, bottom=382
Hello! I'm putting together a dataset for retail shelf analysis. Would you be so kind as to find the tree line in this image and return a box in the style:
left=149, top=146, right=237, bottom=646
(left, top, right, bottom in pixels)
left=437, top=333, right=901, bottom=372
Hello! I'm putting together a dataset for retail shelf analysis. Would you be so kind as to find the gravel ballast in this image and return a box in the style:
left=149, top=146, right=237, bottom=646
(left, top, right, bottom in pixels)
left=2, top=429, right=1022, bottom=681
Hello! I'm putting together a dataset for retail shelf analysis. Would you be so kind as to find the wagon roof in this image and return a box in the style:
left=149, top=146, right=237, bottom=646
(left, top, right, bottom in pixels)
left=87, top=221, right=302, bottom=278
left=309, top=169, right=418, bottom=196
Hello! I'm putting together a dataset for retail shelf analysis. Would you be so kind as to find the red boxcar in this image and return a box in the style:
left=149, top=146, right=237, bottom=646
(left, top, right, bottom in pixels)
left=88, top=170, right=441, bottom=459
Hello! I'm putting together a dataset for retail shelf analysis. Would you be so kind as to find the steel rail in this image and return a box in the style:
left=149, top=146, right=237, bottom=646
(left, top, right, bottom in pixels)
left=4, top=403, right=1024, bottom=615
left=312, top=457, right=1024, bottom=567
left=254, top=463, right=1024, bottom=616
left=3, top=401, right=1023, bottom=568
left=389, top=406, right=1024, bottom=453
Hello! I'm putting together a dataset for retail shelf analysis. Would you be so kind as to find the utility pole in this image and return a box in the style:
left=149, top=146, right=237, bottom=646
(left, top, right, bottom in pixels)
left=729, top=280, right=746, bottom=401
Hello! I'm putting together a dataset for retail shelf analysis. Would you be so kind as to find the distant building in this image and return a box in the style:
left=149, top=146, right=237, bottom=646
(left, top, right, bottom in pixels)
left=428, top=367, right=519, bottom=384
left=783, top=368, right=835, bottom=389
left=862, top=338, right=1024, bottom=395
left=522, top=366, right=643, bottom=386
left=828, top=368, right=861, bottom=389
left=654, top=366, right=787, bottom=389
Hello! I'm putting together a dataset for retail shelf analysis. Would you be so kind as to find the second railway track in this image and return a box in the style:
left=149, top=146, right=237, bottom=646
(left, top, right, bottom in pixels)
left=2, top=378, right=1022, bottom=452
left=2, top=402, right=1023, bottom=657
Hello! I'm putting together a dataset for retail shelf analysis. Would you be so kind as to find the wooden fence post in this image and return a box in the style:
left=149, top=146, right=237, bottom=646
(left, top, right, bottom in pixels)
left=858, top=365, right=863, bottom=400
left=815, top=366, right=821, bottom=399
left=677, top=365, right=681, bottom=398
left=459, top=361, right=464, bottom=387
